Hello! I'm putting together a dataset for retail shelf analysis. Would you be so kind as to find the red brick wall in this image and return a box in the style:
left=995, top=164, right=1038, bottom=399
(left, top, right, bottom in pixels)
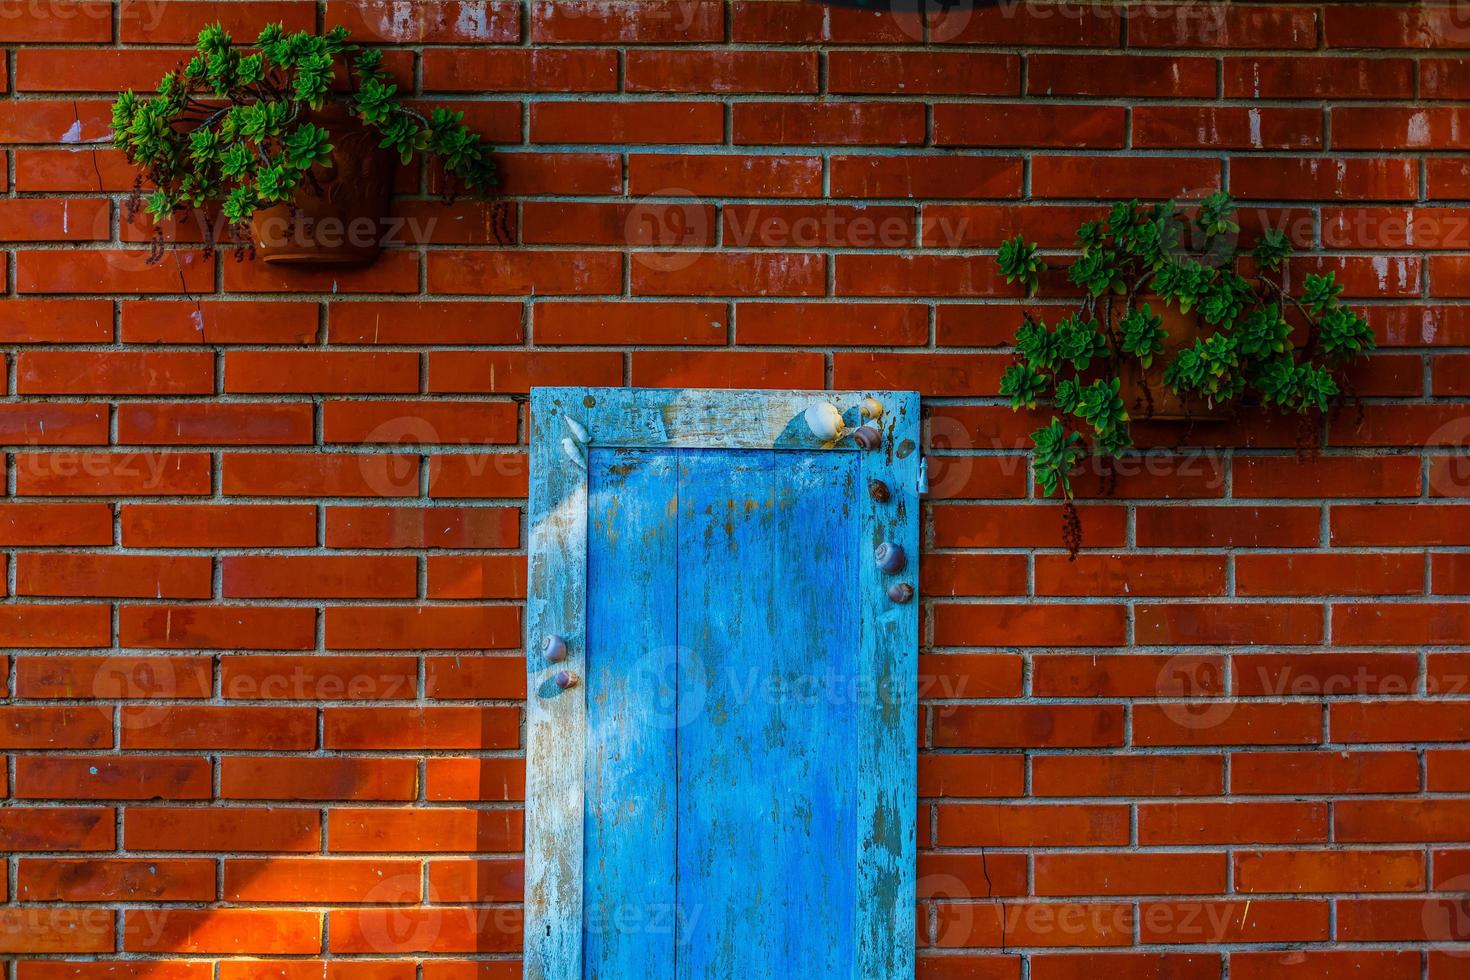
left=2, top=0, right=1469, bottom=977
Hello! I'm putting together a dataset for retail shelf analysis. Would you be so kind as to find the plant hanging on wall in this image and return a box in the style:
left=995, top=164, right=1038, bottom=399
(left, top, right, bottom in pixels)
left=110, top=23, right=507, bottom=265
left=997, top=192, right=1377, bottom=557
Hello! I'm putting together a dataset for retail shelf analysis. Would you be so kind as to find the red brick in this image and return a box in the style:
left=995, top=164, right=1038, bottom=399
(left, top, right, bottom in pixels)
left=830, top=155, right=1023, bottom=200
left=1134, top=702, right=1323, bottom=747
left=734, top=103, right=925, bottom=146
left=17, top=249, right=214, bottom=293
left=531, top=0, right=722, bottom=42
left=121, top=504, right=315, bottom=548
left=0, top=1, right=112, bottom=41
left=1031, top=54, right=1216, bottom=97
left=1342, top=799, right=1470, bottom=843
left=1235, top=652, right=1418, bottom=697
left=1132, top=5, right=1317, bottom=48
left=0, top=198, right=108, bottom=241
left=1032, top=755, right=1223, bottom=798
left=425, top=656, right=525, bottom=699
left=1225, top=56, right=1414, bottom=99
left=120, top=704, right=315, bottom=751
left=429, top=858, right=524, bottom=902
left=429, top=250, right=621, bottom=295
left=222, top=452, right=420, bottom=498
left=1231, top=157, right=1418, bottom=201
left=329, top=808, right=522, bottom=853
left=632, top=350, right=825, bottom=389
left=731, top=0, right=917, bottom=44
left=536, top=301, right=724, bottom=346
left=1031, top=955, right=1219, bottom=980
left=633, top=251, right=825, bottom=297
left=0, top=503, right=110, bottom=545
left=497, top=151, right=621, bottom=195
left=933, top=603, right=1127, bottom=648
left=1325, top=4, right=1470, bottom=49
left=124, top=806, right=319, bottom=852
left=325, top=606, right=521, bottom=650
left=1036, top=555, right=1226, bottom=597
left=935, top=105, right=1124, bottom=149
left=14, top=756, right=210, bottom=801
left=1232, top=750, right=1420, bottom=796
left=918, top=754, right=1025, bottom=799
left=117, top=403, right=313, bottom=447
left=15, top=49, right=194, bottom=93
left=629, top=50, right=817, bottom=93
left=1335, top=603, right=1470, bottom=645
left=0, top=605, right=111, bottom=648
left=120, top=300, right=319, bottom=344
left=532, top=101, right=722, bottom=144
left=326, top=706, right=519, bottom=750
left=222, top=757, right=419, bottom=801
left=1236, top=849, right=1425, bottom=894
left=1137, top=506, right=1320, bottom=548
left=0, top=99, right=110, bottom=144
left=0, top=808, right=114, bottom=851
left=1231, top=951, right=1420, bottom=980
left=831, top=51, right=1016, bottom=95
left=1140, top=899, right=1328, bottom=944
left=428, top=351, right=622, bottom=394
left=1134, top=106, right=1322, bottom=150
left=938, top=804, right=1129, bottom=847
left=326, top=505, right=516, bottom=549
left=328, top=301, right=522, bottom=346
left=1339, top=897, right=1470, bottom=942
left=1237, top=553, right=1423, bottom=596
left=934, top=705, right=1123, bottom=748
left=0, top=299, right=112, bottom=343
left=225, top=352, right=419, bottom=394
left=0, top=404, right=107, bottom=445
left=17, top=351, right=213, bottom=395
left=0, top=909, right=113, bottom=953
left=15, top=654, right=209, bottom=700
left=225, top=858, right=420, bottom=903
left=1136, top=603, right=1324, bottom=646
left=426, top=556, right=526, bottom=600
left=221, top=654, right=415, bottom=701
left=16, top=554, right=210, bottom=599
left=1036, top=852, right=1227, bottom=897
left=18, top=857, right=214, bottom=902
left=324, top=0, right=518, bottom=42
left=932, top=503, right=1127, bottom=549
left=424, top=48, right=617, bottom=92
left=427, top=758, right=527, bottom=802
left=630, top=153, right=821, bottom=198
left=1, top=706, right=112, bottom=750
left=1034, top=654, right=1224, bottom=699
left=1140, top=802, right=1329, bottom=845
left=123, top=908, right=321, bottom=954
left=1423, top=58, right=1470, bottom=99
left=120, top=605, right=316, bottom=651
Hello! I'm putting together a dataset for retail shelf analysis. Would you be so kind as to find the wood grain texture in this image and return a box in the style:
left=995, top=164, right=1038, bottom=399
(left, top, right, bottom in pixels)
left=676, top=449, right=859, bottom=979
left=585, top=448, right=678, bottom=977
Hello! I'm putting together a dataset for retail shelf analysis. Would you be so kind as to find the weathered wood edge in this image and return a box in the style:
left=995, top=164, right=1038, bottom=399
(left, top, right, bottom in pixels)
left=524, top=388, right=590, bottom=980
left=857, top=390, right=920, bottom=980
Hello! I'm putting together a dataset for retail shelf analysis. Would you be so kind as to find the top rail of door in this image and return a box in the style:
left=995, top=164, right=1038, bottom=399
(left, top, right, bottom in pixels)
left=530, top=387, right=920, bottom=452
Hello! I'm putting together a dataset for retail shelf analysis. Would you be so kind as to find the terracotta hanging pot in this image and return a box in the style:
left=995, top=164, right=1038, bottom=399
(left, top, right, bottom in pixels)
left=1115, top=297, right=1234, bottom=422
left=251, top=103, right=395, bottom=265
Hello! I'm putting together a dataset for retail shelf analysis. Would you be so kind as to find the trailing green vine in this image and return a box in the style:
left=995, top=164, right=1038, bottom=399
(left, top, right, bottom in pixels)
left=110, top=22, right=499, bottom=256
left=997, top=192, right=1377, bottom=556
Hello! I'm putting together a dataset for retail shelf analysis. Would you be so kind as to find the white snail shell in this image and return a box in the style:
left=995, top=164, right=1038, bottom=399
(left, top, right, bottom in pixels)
left=804, top=402, right=846, bottom=442
left=860, top=397, right=884, bottom=421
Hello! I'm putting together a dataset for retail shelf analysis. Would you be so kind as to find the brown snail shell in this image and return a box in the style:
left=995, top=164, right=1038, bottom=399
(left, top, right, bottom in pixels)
left=852, top=424, right=882, bottom=451
left=887, top=583, right=914, bottom=604
left=869, top=479, right=891, bottom=503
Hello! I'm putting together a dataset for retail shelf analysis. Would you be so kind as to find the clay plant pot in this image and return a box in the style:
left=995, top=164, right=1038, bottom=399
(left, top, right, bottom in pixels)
left=1116, top=297, right=1234, bottom=422
left=251, top=103, right=395, bottom=265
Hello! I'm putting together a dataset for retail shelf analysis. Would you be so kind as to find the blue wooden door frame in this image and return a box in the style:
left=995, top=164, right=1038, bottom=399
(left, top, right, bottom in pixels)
left=524, top=388, right=920, bottom=980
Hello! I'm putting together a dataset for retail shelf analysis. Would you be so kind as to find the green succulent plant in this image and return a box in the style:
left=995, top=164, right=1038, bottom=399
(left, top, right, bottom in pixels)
left=111, top=22, right=497, bottom=250
left=996, top=193, right=1377, bottom=553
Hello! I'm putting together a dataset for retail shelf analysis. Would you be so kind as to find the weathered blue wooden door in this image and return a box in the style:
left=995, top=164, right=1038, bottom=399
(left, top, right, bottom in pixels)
left=525, top=389, right=919, bottom=980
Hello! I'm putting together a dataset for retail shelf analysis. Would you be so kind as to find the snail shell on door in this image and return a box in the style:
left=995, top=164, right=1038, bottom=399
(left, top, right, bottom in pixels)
left=874, top=542, right=907, bottom=574
left=804, top=402, right=846, bottom=442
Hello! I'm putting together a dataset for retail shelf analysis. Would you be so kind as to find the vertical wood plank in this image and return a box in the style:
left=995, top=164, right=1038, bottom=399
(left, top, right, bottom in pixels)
left=675, top=450, right=860, bottom=980
left=584, top=449, right=678, bottom=978
left=525, top=389, right=591, bottom=980
left=856, top=392, right=920, bottom=979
